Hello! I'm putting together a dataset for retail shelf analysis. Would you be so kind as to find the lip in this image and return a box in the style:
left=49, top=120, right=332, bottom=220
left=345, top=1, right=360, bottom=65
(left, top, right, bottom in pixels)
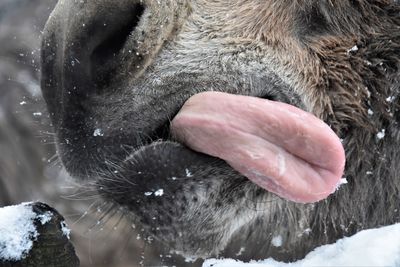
left=97, top=140, right=228, bottom=202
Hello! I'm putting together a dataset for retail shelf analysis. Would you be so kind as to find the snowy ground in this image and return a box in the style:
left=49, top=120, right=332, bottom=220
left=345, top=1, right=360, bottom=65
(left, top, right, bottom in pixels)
left=1, top=204, right=399, bottom=266
left=204, top=223, right=400, bottom=267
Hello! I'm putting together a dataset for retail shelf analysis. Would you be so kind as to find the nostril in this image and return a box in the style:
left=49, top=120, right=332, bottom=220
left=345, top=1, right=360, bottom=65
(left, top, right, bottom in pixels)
left=152, top=123, right=172, bottom=142
left=90, top=3, right=145, bottom=86
left=259, top=94, right=276, bottom=101
left=149, top=109, right=181, bottom=142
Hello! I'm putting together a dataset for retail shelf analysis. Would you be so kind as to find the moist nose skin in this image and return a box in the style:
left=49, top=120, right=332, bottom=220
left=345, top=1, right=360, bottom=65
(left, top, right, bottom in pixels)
left=40, top=1, right=146, bottom=178
left=41, top=0, right=145, bottom=123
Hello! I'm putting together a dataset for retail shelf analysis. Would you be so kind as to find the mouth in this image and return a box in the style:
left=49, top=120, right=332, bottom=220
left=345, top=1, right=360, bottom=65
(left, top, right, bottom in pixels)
left=93, top=89, right=345, bottom=206
left=53, top=83, right=345, bottom=205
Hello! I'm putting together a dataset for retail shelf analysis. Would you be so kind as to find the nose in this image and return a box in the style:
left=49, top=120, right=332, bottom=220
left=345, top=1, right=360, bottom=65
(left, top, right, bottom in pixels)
left=44, top=0, right=145, bottom=92
left=86, top=3, right=145, bottom=86
left=41, top=0, right=146, bottom=128
left=40, top=0, right=147, bottom=178
left=40, top=0, right=188, bottom=178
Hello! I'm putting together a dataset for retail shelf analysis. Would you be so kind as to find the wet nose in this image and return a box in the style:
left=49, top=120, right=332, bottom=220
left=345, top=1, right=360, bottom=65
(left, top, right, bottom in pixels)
left=86, top=2, right=145, bottom=86
left=40, top=0, right=188, bottom=179
left=58, top=1, right=144, bottom=84
left=41, top=0, right=145, bottom=124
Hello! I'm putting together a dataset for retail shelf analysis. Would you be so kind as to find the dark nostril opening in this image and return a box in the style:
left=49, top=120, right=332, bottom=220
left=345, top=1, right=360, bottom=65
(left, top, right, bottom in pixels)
left=259, top=94, right=276, bottom=101
left=150, top=108, right=181, bottom=142
left=90, top=3, right=145, bottom=87
left=151, top=123, right=172, bottom=142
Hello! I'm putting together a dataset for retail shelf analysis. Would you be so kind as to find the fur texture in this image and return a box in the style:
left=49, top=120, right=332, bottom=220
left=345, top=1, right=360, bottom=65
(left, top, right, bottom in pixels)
left=41, top=0, right=400, bottom=262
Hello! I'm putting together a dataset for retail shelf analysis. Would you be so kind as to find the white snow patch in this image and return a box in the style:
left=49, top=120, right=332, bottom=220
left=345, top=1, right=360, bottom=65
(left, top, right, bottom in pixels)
left=93, top=128, right=104, bottom=137
left=60, top=221, right=71, bottom=240
left=145, top=189, right=164, bottom=197
left=203, top=223, right=400, bottom=267
left=37, top=211, right=53, bottom=225
left=186, top=168, right=193, bottom=177
left=334, top=178, right=348, bottom=191
left=302, top=228, right=312, bottom=235
left=0, top=203, right=38, bottom=261
left=236, top=247, right=246, bottom=256
left=185, top=256, right=197, bottom=263
left=347, top=45, right=359, bottom=53
left=386, top=96, right=395, bottom=102
left=377, top=129, right=386, bottom=139
left=154, top=189, right=164, bottom=197
left=271, top=235, right=283, bottom=247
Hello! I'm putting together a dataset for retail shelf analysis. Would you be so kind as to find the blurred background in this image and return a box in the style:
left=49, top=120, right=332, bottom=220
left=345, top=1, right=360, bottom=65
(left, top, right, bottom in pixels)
left=0, top=1, right=198, bottom=266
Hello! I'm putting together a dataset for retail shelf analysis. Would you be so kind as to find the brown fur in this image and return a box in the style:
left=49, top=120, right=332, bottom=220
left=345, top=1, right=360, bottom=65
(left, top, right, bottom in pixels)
left=230, top=1, right=400, bottom=133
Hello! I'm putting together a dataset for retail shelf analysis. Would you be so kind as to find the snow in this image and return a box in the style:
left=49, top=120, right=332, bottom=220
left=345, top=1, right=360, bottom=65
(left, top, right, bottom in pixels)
left=203, top=223, right=400, bottom=267
left=377, top=129, right=386, bottom=139
left=145, top=189, right=164, bottom=197
left=236, top=247, right=246, bottom=256
left=271, top=235, right=283, bottom=247
left=347, top=45, right=359, bottom=53
left=386, top=96, right=395, bottom=103
left=37, top=211, right=53, bottom=225
left=154, top=189, right=164, bottom=196
left=186, top=168, right=193, bottom=177
left=60, top=221, right=71, bottom=240
left=334, top=178, right=348, bottom=192
left=93, top=128, right=104, bottom=137
left=0, top=203, right=38, bottom=261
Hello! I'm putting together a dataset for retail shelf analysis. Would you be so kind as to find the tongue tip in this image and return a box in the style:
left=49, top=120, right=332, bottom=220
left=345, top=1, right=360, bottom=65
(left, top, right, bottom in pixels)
left=287, top=172, right=346, bottom=203
left=241, top=165, right=345, bottom=204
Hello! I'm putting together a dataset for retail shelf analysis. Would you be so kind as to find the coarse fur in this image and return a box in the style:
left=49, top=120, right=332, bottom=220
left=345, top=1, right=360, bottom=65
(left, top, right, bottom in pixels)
left=41, top=0, right=400, bottom=263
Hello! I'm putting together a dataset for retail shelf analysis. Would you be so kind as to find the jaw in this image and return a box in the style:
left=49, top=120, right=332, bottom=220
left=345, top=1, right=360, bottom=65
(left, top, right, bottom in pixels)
left=96, top=141, right=239, bottom=257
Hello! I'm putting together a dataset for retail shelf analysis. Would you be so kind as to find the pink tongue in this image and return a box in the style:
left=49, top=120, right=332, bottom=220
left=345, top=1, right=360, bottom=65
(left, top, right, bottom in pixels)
left=171, top=92, right=345, bottom=203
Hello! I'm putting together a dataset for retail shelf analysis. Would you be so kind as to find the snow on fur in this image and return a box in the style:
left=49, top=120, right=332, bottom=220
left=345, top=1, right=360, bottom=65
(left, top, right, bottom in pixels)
left=204, top=223, right=400, bottom=267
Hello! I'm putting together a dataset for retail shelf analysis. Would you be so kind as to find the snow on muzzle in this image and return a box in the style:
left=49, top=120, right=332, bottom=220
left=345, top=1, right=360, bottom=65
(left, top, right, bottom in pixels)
left=170, top=92, right=346, bottom=203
